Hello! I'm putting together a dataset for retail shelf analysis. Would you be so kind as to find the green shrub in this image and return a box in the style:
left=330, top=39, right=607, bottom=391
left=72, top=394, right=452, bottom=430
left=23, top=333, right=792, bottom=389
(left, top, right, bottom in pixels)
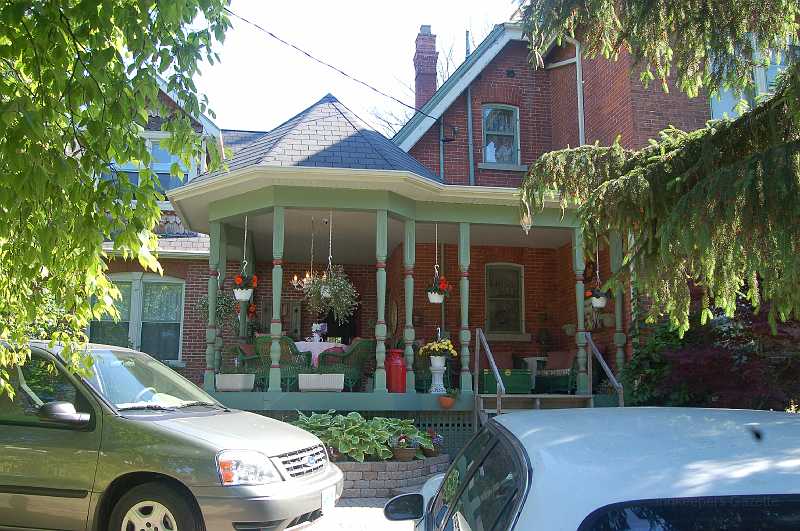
left=293, top=411, right=432, bottom=462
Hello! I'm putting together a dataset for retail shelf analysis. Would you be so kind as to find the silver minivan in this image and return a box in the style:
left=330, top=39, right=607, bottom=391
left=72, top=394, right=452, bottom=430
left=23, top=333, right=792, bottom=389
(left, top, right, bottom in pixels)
left=0, top=342, right=342, bottom=531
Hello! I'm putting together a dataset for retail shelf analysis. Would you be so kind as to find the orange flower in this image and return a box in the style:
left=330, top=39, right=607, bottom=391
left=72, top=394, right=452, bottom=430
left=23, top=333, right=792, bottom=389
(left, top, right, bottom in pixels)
left=235, top=303, right=241, bottom=313
left=248, top=304, right=256, bottom=314
left=251, top=275, right=258, bottom=287
left=584, top=290, right=592, bottom=297
left=234, top=275, right=243, bottom=286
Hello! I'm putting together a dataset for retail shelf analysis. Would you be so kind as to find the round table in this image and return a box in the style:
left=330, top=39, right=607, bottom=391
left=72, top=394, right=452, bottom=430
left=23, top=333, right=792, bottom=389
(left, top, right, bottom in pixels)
left=295, top=341, right=345, bottom=367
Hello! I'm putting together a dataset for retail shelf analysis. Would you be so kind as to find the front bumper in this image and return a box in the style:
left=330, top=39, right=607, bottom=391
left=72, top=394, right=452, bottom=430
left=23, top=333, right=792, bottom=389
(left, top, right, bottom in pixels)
left=192, top=463, right=343, bottom=530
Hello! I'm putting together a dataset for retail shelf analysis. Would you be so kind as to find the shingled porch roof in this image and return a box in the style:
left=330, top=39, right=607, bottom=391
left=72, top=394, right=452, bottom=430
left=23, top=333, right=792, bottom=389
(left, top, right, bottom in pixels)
left=195, top=94, right=438, bottom=182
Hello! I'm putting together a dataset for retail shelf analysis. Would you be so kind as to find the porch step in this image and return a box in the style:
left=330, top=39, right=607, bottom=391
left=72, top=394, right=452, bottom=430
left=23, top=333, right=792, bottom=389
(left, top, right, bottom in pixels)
left=478, top=393, right=594, bottom=411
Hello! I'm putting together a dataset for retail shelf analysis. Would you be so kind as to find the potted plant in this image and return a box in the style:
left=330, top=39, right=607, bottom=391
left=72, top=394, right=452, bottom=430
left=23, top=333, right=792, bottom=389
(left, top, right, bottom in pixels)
left=305, top=265, right=359, bottom=324
left=438, top=388, right=458, bottom=410
left=233, top=272, right=258, bottom=301
left=427, top=275, right=452, bottom=304
left=423, top=429, right=444, bottom=457
left=419, top=339, right=458, bottom=394
left=215, top=357, right=257, bottom=392
left=391, top=434, right=418, bottom=461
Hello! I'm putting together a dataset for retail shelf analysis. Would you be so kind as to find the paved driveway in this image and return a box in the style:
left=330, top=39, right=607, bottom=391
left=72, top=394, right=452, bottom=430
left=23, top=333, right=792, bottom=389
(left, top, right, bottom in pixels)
left=307, top=498, right=413, bottom=530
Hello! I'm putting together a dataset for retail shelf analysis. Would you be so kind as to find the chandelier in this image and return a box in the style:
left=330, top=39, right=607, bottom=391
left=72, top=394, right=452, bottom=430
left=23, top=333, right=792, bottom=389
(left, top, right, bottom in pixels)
left=291, top=217, right=320, bottom=291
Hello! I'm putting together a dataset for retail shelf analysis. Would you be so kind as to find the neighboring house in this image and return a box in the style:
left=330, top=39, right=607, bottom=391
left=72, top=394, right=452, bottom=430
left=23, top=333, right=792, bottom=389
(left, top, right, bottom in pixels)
left=103, top=21, right=793, bottom=428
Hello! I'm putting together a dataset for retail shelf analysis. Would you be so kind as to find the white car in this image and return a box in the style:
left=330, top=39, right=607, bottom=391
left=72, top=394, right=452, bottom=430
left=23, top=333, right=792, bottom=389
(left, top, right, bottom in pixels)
left=384, top=408, right=800, bottom=530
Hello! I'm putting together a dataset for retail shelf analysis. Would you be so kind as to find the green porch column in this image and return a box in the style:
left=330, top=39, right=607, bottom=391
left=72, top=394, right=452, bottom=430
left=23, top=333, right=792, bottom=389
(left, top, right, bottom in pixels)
left=374, top=209, right=388, bottom=393
left=268, top=207, right=285, bottom=392
left=239, top=229, right=256, bottom=338
left=610, top=232, right=627, bottom=374
left=403, top=219, right=416, bottom=393
left=204, top=222, right=222, bottom=391
left=573, top=226, right=589, bottom=393
left=458, top=223, right=473, bottom=394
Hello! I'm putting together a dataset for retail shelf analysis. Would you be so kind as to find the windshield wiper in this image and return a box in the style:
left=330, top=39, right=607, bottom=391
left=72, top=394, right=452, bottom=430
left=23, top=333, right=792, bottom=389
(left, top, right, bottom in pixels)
left=117, top=403, right=177, bottom=412
left=174, top=401, right=228, bottom=411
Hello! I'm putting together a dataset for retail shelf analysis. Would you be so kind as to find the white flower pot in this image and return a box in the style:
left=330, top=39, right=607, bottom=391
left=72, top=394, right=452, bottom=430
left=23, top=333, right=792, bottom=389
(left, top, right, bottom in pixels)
left=430, top=355, right=446, bottom=369
left=427, top=291, right=444, bottom=304
left=429, top=356, right=447, bottom=394
left=234, top=288, right=253, bottom=301
left=590, top=296, right=607, bottom=309
left=299, top=373, right=344, bottom=392
left=215, top=373, right=255, bottom=392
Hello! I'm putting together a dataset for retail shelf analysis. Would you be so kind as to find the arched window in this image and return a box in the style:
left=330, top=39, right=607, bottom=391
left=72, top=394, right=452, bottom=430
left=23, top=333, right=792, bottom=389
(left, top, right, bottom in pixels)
left=89, top=273, right=185, bottom=363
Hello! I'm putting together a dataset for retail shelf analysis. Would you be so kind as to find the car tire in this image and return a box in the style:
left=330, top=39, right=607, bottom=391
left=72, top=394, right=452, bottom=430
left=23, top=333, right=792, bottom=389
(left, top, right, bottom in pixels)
left=109, top=481, right=203, bottom=531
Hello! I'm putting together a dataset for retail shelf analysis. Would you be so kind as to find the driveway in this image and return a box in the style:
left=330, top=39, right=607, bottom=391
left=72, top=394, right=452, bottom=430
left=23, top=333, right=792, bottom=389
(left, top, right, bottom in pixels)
left=307, top=498, right=413, bottom=530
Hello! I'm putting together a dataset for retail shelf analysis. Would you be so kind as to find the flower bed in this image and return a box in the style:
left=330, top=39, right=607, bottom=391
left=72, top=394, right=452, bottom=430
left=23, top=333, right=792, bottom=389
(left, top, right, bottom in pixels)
left=338, top=454, right=450, bottom=498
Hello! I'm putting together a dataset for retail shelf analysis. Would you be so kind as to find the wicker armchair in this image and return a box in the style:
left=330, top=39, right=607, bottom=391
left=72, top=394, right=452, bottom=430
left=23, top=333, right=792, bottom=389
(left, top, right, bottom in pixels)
left=532, top=350, right=577, bottom=394
left=239, top=335, right=312, bottom=391
left=317, top=338, right=376, bottom=391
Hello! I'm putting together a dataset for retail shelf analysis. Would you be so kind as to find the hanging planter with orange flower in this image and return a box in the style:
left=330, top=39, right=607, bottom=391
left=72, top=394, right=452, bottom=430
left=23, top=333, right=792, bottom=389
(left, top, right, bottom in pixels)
left=233, top=216, right=258, bottom=301
left=426, top=224, right=451, bottom=304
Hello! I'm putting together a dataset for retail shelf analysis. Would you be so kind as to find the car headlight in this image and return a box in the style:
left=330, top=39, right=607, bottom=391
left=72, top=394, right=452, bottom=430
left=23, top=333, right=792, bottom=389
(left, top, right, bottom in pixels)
left=216, top=450, right=282, bottom=486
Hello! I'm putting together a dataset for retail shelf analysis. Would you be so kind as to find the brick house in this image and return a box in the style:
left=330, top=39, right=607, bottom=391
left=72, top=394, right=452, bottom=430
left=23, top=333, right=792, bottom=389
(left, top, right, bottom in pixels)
left=99, top=21, right=721, bottom=421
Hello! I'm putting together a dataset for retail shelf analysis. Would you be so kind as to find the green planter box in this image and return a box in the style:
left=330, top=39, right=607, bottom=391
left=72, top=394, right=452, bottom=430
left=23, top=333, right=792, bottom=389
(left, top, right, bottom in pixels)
left=479, top=369, right=531, bottom=394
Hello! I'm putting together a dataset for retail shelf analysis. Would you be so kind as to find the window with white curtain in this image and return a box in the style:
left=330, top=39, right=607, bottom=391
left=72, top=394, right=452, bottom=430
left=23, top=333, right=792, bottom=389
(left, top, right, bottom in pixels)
left=89, top=273, right=184, bottom=361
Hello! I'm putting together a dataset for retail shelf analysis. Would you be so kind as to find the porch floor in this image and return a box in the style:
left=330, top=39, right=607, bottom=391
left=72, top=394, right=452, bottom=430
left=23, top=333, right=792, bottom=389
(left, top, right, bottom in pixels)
left=210, top=391, right=475, bottom=412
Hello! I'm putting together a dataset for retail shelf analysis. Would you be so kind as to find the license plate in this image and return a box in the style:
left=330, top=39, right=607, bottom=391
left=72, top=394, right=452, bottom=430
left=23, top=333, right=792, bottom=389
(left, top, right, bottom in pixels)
left=321, top=485, right=336, bottom=514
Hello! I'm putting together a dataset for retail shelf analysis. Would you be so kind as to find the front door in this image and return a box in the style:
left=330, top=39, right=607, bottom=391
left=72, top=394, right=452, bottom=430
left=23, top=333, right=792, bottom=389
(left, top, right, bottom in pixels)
left=0, top=349, right=102, bottom=530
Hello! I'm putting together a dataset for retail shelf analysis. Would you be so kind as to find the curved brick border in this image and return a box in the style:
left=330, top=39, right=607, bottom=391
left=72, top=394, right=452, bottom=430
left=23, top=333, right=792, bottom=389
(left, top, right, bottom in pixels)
left=336, top=454, right=450, bottom=498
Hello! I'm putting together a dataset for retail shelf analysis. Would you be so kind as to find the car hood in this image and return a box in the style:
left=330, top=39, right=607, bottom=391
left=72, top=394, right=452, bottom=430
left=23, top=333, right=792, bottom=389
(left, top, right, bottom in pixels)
left=150, top=409, right=322, bottom=456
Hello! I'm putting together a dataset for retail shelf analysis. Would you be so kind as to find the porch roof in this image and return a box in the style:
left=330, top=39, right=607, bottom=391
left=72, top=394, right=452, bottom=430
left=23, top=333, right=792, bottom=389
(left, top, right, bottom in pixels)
left=196, top=94, right=438, bottom=182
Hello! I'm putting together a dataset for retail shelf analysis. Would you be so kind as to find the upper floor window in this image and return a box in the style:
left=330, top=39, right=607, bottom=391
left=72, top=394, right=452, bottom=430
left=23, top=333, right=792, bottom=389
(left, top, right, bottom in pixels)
left=710, top=40, right=798, bottom=120
left=482, top=105, right=520, bottom=165
left=101, top=132, right=189, bottom=195
left=89, top=273, right=185, bottom=362
left=485, top=264, right=524, bottom=335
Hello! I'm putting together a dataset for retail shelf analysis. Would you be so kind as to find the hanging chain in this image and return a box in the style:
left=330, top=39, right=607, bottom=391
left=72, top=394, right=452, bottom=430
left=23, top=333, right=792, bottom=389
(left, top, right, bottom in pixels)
left=310, top=217, right=315, bottom=276
left=328, top=210, right=334, bottom=270
left=433, top=223, right=440, bottom=281
left=595, top=233, right=601, bottom=287
left=241, top=215, right=248, bottom=274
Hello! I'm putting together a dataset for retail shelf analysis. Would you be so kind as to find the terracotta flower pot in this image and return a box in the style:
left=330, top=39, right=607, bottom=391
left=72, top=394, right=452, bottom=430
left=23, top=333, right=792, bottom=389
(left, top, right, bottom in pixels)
left=392, top=447, right=417, bottom=462
left=422, top=446, right=440, bottom=458
left=438, top=395, right=456, bottom=409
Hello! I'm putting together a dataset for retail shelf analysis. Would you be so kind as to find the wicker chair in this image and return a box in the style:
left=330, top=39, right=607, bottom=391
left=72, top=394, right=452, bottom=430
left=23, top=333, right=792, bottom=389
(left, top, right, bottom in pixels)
left=317, top=338, right=377, bottom=391
left=532, top=350, right=577, bottom=394
left=239, top=335, right=312, bottom=391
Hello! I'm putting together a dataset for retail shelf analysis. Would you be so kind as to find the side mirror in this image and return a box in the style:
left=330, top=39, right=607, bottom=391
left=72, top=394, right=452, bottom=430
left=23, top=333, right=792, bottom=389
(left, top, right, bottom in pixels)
left=38, top=401, right=90, bottom=426
left=384, top=493, right=424, bottom=521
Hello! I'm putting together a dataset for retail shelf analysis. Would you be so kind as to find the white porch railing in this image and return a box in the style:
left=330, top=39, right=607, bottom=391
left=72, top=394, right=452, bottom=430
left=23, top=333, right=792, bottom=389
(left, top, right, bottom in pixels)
left=585, top=332, right=624, bottom=407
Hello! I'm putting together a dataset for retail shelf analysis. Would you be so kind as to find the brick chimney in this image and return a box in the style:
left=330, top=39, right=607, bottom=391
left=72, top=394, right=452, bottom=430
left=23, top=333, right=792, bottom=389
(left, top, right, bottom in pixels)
left=414, top=25, right=438, bottom=109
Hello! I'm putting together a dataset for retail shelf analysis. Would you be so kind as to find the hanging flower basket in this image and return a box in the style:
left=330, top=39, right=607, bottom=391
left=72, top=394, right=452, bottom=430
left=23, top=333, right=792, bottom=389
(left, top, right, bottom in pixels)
left=427, top=275, right=451, bottom=305
left=233, top=288, right=253, bottom=301
left=233, top=273, right=258, bottom=301
left=305, top=265, right=359, bottom=324
left=589, top=288, right=610, bottom=309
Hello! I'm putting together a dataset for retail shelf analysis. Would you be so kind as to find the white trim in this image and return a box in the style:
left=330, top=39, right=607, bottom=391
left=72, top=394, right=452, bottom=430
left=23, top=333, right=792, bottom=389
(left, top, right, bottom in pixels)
left=544, top=37, right=586, bottom=145
left=155, top=77, right=221, bottom=138
left=90, top=273, right=186, bottom=360
left=484, top=262, right=526, bottom=335
left=397, top=25, right=525, bottom=152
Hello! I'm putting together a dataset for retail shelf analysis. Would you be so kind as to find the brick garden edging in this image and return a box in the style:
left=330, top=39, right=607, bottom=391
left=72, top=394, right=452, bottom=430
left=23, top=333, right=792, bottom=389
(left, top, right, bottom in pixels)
left=337, top=454, right=450, bottom=498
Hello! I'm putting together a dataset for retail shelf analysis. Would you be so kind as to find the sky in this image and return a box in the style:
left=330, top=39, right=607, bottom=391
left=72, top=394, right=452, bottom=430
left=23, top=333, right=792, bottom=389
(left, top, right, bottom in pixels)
left=194, top=0, right=519, bottom=135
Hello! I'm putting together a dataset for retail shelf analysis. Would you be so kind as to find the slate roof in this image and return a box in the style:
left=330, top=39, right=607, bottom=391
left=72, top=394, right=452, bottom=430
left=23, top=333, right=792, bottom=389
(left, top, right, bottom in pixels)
left=221, top=129, right=269, bottom=154
left=198, top=94, right=438, bottom=182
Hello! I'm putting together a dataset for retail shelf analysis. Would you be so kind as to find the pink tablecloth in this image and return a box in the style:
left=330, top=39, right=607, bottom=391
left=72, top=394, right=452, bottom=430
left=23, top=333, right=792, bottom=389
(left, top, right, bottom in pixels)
left=295, top=341, right=345, bottom=367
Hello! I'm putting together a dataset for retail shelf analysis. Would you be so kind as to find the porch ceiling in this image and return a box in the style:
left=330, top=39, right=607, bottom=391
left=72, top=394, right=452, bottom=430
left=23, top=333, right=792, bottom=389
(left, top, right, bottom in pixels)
left=224, top=209, right=573, bottom=264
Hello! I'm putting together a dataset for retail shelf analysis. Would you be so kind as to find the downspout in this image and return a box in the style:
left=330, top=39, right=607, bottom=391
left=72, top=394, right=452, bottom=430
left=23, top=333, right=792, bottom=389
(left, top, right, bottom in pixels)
left=546, top=37, right=586, bottom=145
left=439, top=119, right=445, bottom=180
left=466, top=31, right=475, bottom=185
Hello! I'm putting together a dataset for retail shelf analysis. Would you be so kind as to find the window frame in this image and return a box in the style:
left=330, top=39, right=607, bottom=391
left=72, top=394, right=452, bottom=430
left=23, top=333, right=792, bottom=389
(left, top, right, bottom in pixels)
left=89, top=272, right=185, bottom=364
left=0, top=348, right=99, bottom=431
left=110, top=131, right=196, bottom=196
left=481, top=104, right=521, bottom=166
left=427, top=422, right=531, bottom=531
left=484, top=262, right=527, bottom=339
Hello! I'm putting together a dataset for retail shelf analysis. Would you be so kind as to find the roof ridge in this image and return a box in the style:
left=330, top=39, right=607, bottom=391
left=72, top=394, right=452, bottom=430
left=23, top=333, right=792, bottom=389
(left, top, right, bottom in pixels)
left=331, top=100, right=396, bottom=169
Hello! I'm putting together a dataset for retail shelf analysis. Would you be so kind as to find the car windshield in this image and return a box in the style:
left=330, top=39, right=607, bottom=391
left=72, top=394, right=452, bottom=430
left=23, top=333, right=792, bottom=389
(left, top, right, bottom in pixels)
left=82, top=348, right=218, bottom=410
